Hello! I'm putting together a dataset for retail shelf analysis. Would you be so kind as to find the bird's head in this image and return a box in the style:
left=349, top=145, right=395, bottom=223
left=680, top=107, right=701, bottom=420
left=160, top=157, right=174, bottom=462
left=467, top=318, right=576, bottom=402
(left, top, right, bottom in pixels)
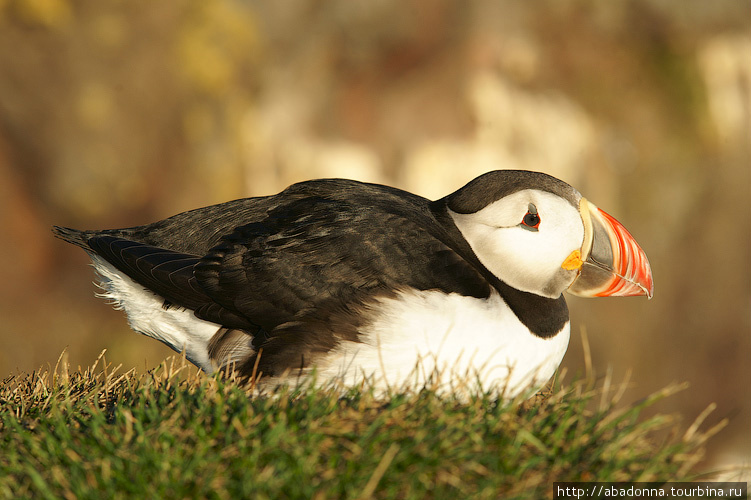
left=446, top=170, right=654, bottom=299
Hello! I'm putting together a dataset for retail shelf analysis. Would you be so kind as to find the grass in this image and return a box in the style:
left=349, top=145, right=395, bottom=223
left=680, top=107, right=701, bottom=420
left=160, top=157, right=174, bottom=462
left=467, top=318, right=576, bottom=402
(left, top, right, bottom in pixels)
left=0, top=351, right=727, bottom=500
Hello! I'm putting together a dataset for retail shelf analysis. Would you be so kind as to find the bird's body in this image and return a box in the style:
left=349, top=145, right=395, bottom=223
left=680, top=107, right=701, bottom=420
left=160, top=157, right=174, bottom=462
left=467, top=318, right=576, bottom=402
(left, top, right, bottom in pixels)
left=54, top=171, right=653, bottom=398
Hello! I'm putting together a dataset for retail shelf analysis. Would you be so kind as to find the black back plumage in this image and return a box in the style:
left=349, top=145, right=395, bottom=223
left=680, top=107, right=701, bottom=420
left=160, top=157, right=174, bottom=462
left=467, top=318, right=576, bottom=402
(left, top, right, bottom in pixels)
left=55, top=179, right=492, bottom=375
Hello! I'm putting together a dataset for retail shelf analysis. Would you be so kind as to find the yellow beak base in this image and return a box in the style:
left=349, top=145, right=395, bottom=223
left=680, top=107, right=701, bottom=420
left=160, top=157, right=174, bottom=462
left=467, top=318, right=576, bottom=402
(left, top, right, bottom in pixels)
left=561, top=250, right=583, bottom=271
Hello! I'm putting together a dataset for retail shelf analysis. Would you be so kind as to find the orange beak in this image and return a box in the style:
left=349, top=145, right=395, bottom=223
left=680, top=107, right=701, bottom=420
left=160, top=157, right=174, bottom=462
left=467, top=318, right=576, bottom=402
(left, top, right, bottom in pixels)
left=567, top=199, right=654, bottom=299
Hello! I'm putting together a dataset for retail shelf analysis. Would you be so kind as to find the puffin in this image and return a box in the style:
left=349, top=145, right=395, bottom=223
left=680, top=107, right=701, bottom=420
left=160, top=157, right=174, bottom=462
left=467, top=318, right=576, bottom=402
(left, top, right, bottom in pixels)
left=53, top=170, right=653, bottom=398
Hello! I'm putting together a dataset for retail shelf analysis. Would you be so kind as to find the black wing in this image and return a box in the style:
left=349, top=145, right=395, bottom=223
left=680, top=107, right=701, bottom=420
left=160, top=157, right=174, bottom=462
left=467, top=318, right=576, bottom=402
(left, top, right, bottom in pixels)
left=191, top=195, right=490, bottom=374
left=194, top=195, right=489, bottom=329
left=85, top=236, right=255, bottom=330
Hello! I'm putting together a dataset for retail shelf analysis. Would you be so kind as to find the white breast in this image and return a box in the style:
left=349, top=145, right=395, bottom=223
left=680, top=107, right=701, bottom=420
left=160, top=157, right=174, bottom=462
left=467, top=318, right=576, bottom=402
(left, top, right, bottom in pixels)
left=319, top=289, right=570, bottom=399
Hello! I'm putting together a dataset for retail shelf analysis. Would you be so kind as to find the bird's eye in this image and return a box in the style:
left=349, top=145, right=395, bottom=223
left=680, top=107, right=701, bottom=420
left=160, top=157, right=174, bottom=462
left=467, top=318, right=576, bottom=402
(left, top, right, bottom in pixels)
left=522, top=212, right=540, bottom=228
left=520, top=204, right=540, bottom=230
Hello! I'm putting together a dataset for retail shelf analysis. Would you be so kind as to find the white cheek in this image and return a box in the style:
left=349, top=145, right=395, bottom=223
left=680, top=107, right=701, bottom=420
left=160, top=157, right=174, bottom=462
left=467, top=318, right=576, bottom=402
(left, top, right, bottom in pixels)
left=449, top=193, right=585, bottom=297
left=475, top=227, right=567, bottom=294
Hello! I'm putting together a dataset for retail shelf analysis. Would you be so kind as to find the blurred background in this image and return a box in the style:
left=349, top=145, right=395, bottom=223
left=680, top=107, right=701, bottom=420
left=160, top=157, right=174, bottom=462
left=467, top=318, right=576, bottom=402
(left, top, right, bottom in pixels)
left=0, top=0, right=748, bottom=474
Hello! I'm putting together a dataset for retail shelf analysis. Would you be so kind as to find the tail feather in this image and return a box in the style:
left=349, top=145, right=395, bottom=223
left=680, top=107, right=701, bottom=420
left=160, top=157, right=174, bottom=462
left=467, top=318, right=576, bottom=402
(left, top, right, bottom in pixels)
left=52, top=226, right=94, bottom=250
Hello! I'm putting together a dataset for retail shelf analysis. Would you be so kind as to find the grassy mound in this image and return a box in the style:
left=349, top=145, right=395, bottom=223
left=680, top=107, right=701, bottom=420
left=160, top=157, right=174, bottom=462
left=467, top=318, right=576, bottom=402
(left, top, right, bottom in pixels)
left=0, top=352, right=723, bottom=499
